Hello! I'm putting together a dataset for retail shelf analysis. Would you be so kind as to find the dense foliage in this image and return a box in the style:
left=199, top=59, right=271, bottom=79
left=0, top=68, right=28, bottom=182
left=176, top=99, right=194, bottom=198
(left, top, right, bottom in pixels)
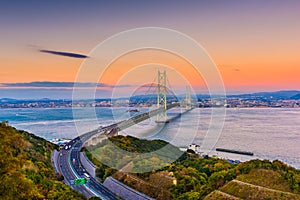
left=207, top=166, right=300, bottom=199
left=0, top=122, right=86, bottom=200
left=84, top=135, right=237, bottom=199
left=84, top=135, right=300, bottom=200
left=84, top=135, right=186, bottom=180
left=236, top=159, right=300, bottom=193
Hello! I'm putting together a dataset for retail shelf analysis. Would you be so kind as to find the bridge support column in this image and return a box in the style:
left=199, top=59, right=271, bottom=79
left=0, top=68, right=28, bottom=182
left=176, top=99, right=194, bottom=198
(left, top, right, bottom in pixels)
left=186, top=85, right=192, bottom=110
left=156, top=70, right=168, bottom=123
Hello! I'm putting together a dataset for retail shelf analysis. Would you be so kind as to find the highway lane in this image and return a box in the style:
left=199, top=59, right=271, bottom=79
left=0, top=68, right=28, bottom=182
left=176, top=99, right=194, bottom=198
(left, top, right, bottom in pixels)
left=56, top=105, right=184, bottom=199
left=58, top=149, right=95, bottom=198
left=69, top=135, right=118, bottom=200
left=57, top=127, right=118, bottom=199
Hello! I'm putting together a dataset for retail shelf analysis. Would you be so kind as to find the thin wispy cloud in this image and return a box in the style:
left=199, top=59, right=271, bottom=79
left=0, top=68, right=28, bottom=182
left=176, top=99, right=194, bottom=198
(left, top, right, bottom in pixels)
left=218, top=65, right=241, bottom=72
left=39, top=49, right=89, bottom=59
left=0, top=82, right=132, bottom=89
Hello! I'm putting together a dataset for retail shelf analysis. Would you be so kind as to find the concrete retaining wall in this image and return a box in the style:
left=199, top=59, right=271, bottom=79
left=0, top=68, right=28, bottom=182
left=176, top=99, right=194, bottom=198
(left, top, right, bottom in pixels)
left=79, top=152, right=96, bottom=178
left=51, top=149, right=60, bottom=173
left=103, top=177, right=154, bottom=200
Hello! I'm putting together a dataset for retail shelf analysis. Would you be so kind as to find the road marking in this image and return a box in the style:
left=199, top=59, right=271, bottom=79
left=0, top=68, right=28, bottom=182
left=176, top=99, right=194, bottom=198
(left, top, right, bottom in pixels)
left=67, top=142, right=108, bottom=199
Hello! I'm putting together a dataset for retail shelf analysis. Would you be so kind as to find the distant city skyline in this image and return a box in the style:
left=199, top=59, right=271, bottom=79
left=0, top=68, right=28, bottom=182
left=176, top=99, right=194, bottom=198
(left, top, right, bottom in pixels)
left=1, top=0, right=300, bottom=98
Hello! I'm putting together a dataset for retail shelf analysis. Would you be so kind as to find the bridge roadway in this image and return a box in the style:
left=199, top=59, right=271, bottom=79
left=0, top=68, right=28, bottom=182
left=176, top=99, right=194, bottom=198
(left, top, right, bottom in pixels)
left=56, top=103, right=180, bottom=199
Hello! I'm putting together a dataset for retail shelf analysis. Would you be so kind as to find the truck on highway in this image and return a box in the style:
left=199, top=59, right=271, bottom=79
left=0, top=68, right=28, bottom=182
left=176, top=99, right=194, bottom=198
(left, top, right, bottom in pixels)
left=83, top=172, right=90, bottom=180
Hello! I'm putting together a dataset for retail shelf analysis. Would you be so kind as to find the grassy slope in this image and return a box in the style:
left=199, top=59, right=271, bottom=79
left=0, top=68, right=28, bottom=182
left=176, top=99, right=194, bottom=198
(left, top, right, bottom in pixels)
left=0, top=122, right=86, bottom=200
left=85, top=135, right=237, bottom=199
left=204, top=190, right=239, bottom=200
left=85, top=135, right=185, bottom=176
left=206, top=168, right=300, bottom=200
left=85, top=136, right=300, bottom=200
left=236, top=168, right=292, bottom=192
left=219, top=180, right=300, bottom=200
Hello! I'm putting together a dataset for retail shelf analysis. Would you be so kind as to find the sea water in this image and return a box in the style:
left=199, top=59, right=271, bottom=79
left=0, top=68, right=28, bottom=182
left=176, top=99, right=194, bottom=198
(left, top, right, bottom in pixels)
left=0, top=107, right=299, bottom=168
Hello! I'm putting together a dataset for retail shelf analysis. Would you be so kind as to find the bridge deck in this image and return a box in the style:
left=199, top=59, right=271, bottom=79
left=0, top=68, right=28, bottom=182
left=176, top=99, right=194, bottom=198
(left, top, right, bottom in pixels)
left=116, top=103, right=180, bottom=130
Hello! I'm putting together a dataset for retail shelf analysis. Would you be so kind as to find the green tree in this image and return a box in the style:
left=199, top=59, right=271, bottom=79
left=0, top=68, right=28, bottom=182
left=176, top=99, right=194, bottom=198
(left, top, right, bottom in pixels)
left=177, top=191, right=201, bottom=200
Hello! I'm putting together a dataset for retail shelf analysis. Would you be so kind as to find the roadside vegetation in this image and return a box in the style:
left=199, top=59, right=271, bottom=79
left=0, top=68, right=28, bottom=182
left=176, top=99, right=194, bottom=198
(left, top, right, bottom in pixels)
left=85, top=135, right=300, bottom=200
left=0, top=122, right=86, bottom=200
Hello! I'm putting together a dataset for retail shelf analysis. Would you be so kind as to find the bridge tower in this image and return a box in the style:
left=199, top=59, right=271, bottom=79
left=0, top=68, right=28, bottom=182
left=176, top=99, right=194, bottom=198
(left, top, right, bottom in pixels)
left=156, top=70, right=167, bottom=122
left=186, top=85, right=192, bottom=110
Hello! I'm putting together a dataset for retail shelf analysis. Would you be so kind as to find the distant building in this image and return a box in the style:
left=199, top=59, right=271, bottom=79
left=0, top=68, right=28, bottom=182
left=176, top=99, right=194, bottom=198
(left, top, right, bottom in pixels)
left=187, top=144, right=200, bottom=154
left=1, top=120, right=9, bottom=127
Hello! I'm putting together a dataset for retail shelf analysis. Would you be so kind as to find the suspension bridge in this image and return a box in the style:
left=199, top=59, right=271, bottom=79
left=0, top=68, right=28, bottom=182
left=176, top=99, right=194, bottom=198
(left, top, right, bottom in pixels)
left=83, top=70, right=194, bottom=146
left=56, top=70, right=195, bottom=199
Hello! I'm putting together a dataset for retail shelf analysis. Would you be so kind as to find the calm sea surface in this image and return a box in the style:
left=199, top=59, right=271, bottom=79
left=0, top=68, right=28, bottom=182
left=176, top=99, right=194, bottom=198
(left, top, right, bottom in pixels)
left=0, top=107, right=299, bottom=168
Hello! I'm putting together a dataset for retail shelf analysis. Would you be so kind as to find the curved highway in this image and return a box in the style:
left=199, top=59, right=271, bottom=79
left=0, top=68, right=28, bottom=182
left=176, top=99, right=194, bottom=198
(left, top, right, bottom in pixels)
left=56, top=104, right=181, bottom=199
left=57, top=126, right=118, bottom=199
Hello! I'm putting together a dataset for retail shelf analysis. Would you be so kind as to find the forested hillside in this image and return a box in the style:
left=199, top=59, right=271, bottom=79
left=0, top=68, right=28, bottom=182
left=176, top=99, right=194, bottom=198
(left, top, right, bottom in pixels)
left=0, top=122, right=86, bottom=200
left=84, top=135, right=300, bottom=200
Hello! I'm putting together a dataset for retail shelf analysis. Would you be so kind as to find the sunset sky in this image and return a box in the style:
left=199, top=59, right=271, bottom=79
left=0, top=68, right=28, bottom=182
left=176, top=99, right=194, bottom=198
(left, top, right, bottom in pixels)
left=0, top=0, right=299, bottom=98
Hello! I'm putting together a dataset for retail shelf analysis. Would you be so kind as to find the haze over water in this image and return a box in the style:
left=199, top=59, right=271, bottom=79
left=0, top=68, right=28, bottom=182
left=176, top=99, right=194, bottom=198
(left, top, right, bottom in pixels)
left=0, top=107, right=299, bottom=169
